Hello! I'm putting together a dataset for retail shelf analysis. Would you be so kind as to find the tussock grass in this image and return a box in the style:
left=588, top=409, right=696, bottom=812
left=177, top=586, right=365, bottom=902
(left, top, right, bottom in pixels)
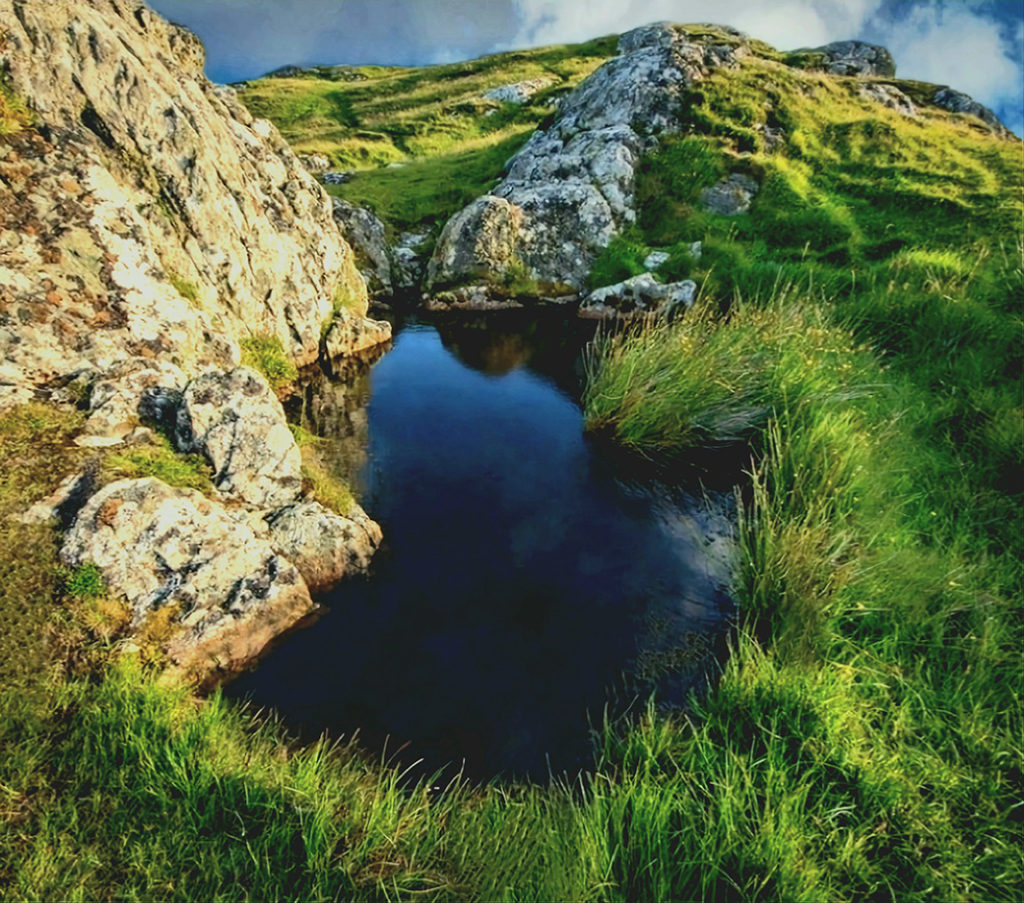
left=240, top=334, right=300, bottom=390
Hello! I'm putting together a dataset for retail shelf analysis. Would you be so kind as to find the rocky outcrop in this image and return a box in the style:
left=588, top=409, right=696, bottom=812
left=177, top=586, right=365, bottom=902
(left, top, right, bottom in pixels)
left=61, top=478, right=314, bottom=681
left=933, top=88, right=1009, bottom=135
left=265, top=500, right=382, bottom=592
left=483, top=78, right=557, bottom=105
left=426, top=23, right=745, bottom=295
left=0, top=0, right=379, bottom=405
left=176, top=368, right=302, bottom=509
left=804, top=41, right=896, bottom=77
left=579, top=274, right=696, bottom=318
left=859, top=83, right=917, bottom=117
left=332, top=198, right=393, bottom=295
left=79, top=359, right=186, bottom=447
left=323, top=310, right=393, bottom=360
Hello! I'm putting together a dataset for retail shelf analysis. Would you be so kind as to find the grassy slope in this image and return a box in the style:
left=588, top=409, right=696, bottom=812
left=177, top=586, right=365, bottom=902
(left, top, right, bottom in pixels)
left=236, top=36, right=616, bottom=232
left=2, top=29, right=1022, bottom=902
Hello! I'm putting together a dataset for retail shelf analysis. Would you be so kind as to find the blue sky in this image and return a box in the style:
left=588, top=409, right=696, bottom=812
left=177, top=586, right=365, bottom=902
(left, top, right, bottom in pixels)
left=150, top=0, right=1024, bottom=135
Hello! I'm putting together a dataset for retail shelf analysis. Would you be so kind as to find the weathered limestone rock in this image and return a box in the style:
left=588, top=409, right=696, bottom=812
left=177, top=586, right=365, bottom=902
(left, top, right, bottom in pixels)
left=807, top=41, right=896, bottom=77
left=176, top=368, right=302, bottom=509
left=20, top=463, right=102, bottom=530
left=323, top=310, right=393, bottom=360
left=393, top=230, right=432, bottom=290
left=483, top=77, right=557, bottom=105
left=265, top=500, right=382, bottom=592
left=700, top=173, right=759, bottom=216
left=859, top=83, right=917, bottom=117
left=427, top=23, right=744, bottom=295
left=332, top=198, right=393, bottom=295
left=933, top=88, right=1010, bottom=135
left=79, top=359, right=186, bottom=447
left=60, top=477, right=313, bottom=680
left=0, top=0, right=369, bottom=399
left=579, top=274, right=696, bottom=318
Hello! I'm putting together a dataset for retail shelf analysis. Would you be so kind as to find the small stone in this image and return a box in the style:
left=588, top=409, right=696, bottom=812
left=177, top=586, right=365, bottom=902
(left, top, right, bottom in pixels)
left=643, top=250, right=670, bottom=270
left=699, top=173, right=759, bottom=216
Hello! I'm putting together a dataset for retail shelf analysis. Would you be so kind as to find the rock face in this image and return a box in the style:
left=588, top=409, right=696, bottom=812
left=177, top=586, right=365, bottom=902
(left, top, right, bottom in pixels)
left=427, top=23, right=745, bottom=294
left=265, top=501, right=382, bottom=591
left=933, top=88, right=1009, bottom=135
left=807, top=41, right=896, bottom=77
left=80, top=358, right=186, bottom=447
left=579, top=273, right=696, bottom=318
left=61, top=478, right=314, bottom=680
left=0, top=0, right=374, bottom=403
left=176, top=368, right=302, bottom=509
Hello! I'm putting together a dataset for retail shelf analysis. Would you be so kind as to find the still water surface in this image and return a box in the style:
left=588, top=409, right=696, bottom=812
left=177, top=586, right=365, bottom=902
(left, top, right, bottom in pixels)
left=227, top=313, right=734, bottom=781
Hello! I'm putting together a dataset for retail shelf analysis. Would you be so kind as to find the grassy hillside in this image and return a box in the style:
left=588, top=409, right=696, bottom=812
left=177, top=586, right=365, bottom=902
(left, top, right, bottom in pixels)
left=2, top=25, right=1022, bottom=902
left=237, top=36, right=615, bottom=231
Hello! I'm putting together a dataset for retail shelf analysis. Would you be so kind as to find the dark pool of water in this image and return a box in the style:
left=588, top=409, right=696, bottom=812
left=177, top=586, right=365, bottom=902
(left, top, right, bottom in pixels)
left=226, top=312, right=735, bottom=782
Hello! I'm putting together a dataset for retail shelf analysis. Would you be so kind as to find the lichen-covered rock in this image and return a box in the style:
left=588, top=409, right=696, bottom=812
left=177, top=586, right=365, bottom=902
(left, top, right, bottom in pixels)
left=933, top=88, right=1010, bottom=135
left=859, top=83, right=917, bottom=117
left=808, top=41, right=896, bottom=77
left=483, top=77, right=557, bottom=105
left=60, top=477, right=314, bottom=680
left=699, top=173, right=759, bottom=215
left=176, top=368, right=302, bottom=509
left=332, top=198, right=393, bottom=295
left=427, top=23, right=744, bottom=295
left=79, top=359, right=186, bottom=447
left=265, top=500, right=382, bottom=591
left=323, top=310, right=393, bottom=360
left=579, top=273, right=696, bottom=318
left=393, top=230, right=431, bottom=290
left=0, top=0, right=369, bottom=398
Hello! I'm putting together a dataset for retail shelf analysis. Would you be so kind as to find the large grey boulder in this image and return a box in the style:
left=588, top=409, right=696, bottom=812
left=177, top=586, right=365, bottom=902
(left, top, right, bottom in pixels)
left=176, top=368, right=302, bottom=509
left=0, top=0, right=371, bottom=400
left=933, top=88, right=1010, bottom=135
left=332, top=198, right=394, bottom=295
left=427, top=23, right=744, bottom=295
left=61, top=478, right=314, bottom=680
left=806, top=41, right=896, bottom=77
left=265, top=501, right=382, bottom=592
left=579, top=273, right=696, bottom=318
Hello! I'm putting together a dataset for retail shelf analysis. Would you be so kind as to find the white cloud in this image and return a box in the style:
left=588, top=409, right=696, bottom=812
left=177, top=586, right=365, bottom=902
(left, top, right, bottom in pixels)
left=883, top=4, right=1022, bottom=116
left=508, top=0, right=884, bottom=53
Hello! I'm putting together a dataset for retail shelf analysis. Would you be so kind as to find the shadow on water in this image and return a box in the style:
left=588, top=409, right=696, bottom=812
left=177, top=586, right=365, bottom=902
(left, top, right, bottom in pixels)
left=228, top=309, right=739, bottom=784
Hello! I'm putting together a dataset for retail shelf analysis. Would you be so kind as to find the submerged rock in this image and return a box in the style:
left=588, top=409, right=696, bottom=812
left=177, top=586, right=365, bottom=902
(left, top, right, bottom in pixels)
left=427, top=23, right=745, bottom=295
left=176, top=368, right=302, bottom=509
left=61, top=477, right=314, bottom=680
left=580, top=274, right=696, bottom=318
left=265, top=500, right=382, bottom=592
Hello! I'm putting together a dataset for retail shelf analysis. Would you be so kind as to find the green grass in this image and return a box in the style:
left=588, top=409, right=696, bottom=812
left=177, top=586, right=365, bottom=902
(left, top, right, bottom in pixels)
left=102, top=433, right=214, bottom=493
left=2, top=24, right=1022, bottom=903
left=168, top=271, right=201, bottom=307
left=238, top=37, right=616, bottom=231
left=290, top=424, right=357, bottom=516
left=0, top=71, right=34, bottom=135
left=240, top=334, right=300, bottom=390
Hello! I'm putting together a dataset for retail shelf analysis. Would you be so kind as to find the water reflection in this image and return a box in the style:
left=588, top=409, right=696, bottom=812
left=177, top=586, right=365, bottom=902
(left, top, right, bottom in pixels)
left=231, top=315, right=735, bottom=782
